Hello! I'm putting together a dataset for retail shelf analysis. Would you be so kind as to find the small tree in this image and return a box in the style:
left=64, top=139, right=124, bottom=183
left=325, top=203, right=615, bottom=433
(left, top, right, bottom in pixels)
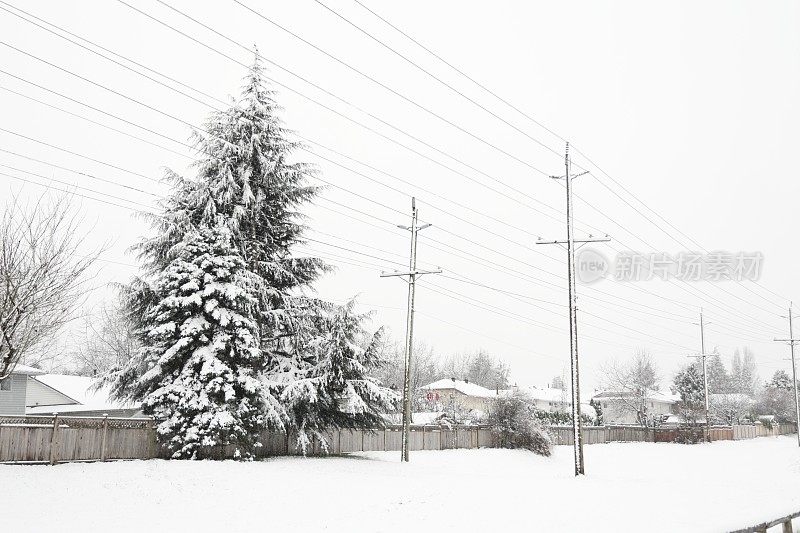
left=487, top=392, right=552, bottom=456
left=0, top=193, right=98, bottom=378
left=673, top=363, right=706, bottom=426
left=280, top=299, right=398, bottom=453
left=753, top=370, right=797, bottom=423
left=600, top=350, right=660, bottom=426
left=589, top=398, right=604, bottom=426
left=710, top=393, right=751, bottom=425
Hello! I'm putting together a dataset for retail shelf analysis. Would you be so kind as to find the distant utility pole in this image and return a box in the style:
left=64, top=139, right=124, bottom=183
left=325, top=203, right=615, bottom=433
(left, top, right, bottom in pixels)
left=774, top=302, right=800, bottom=447
left=537, top=142, right=610, bottom=476
left=381, top=197, right=440, bottom=462
left=688, top=309, right=712, bottom=443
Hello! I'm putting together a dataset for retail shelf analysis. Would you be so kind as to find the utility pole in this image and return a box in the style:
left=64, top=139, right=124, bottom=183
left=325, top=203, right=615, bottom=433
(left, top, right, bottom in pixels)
left=774, top=302, right=800, bottom=447
left=537, top=142, right=610, bottom=476
left=381, top=197, right=440, bottom=462
left=688, top=309, right=712, bottom=443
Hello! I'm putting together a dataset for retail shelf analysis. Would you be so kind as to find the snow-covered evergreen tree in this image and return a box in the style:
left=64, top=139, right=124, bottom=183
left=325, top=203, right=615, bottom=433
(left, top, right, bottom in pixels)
left=672, top=363, right=706, bottom=426
left=124, top=226, right=280, bottom=459
left=112, top=52, right=323, bottom=413
left=108, top=53, right=401, bottom=458
left=281, top=299, right=398, bottom=454
left=132, top=51, right=325, bottom=346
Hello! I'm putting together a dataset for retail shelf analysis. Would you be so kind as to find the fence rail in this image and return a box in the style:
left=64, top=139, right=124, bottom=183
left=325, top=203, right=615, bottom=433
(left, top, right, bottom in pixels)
left=1, top=416, right=795, bottom=464
left=0, top=416, right=495, bottom=463
left=548, top=423, right=796, bottom=446
left=728, top=509, right=800, bottom=533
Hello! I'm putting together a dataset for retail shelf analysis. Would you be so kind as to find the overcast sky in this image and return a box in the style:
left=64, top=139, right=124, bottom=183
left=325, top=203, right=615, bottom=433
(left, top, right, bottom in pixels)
left=1, top=0, right=798, bottom=392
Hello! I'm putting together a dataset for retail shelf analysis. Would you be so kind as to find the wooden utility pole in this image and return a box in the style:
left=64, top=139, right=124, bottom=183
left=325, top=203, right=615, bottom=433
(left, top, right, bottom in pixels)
left=688, top=309, right=712, bottom=443
left=381, top=197, right=440, bottom=462
left=774, top=302, right=800, bottom=447
left=537, top=142, right=610, bottom=476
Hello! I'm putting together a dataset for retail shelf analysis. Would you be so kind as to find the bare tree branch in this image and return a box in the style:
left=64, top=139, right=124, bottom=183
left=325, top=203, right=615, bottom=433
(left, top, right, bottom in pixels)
left=0, top=191, right=101, bottom=378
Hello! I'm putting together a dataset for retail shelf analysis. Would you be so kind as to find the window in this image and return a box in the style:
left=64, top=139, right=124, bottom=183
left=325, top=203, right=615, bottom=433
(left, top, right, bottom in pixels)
left=0, top=377, right=11, bottom=391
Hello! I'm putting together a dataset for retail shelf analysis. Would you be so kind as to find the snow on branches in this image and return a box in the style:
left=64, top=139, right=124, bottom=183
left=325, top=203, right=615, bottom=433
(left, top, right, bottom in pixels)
left=281, top=299, right=399, bottom=454
left=133, top=226, right=280, bottom=459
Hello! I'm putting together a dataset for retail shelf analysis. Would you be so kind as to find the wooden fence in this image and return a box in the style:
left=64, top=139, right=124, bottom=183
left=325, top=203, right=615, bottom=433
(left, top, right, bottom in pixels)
left=549, top=423, right=796, bottom=446
left=728, top=509, right=800, bottom=533
left=1, top=416, right=796, bottom=464
left=0, top=415, right=158, bottom=464
left=0, top=416, right=495, bottom=463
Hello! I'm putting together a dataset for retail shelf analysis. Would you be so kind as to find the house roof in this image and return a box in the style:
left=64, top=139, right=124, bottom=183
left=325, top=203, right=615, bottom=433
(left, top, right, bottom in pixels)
left=26, top=374, right=139, bottom=414
left=420, top=379, right=498, bottom=398
left=8, top=363, right=45, bottom=376
left=524, top=387, right=569, bottom=403
left=592, top=390, right=680, bottom=404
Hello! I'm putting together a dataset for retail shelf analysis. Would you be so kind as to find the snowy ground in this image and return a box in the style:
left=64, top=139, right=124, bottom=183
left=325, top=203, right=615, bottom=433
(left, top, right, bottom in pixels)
left=2, top=436, right=800, bottom=532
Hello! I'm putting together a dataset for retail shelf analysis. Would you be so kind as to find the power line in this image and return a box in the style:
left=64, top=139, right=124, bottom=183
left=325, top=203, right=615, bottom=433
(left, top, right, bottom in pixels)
left=350, top=0, right=568, bottom=147
left=0, top=169, right=150, bottom=212
left=4, top=5, right=780, bottom=340
left=0, top=84, right=192, bottom=161
left=0, top=163, right=155, bottom=210
left=311, top=0, right=565, bottom=159
left=230, top=0, right=553, bottom=177
left=345, top=0, right=789, bottom=320
left=0, top=148, right=161, bottom=196
left=123, top=0, right=568, bottom=220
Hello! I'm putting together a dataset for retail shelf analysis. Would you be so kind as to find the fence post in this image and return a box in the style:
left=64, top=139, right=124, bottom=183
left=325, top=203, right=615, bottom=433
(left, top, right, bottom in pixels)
left=100, top=414, right=109, bottom=462
left=782, top=518, right=793, bottom=533
left=421, top=426, right=425, bottom=450
left=49, top=414, right=60, bottom=465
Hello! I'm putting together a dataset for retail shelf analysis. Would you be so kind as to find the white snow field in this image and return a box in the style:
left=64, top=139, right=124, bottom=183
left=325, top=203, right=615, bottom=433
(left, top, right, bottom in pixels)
left=2, top=436, right=799, bottom=533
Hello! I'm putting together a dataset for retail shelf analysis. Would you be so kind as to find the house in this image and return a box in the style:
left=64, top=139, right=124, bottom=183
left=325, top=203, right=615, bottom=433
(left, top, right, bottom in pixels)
left=524, top=386, right=570, bottom=413
left=25, top=374, right=143, bottom=417
left=0, top=364, right=44, bottom=415
left=420, top=378, right=499, bottom=415
left=592, top=390, right=679, bottom=425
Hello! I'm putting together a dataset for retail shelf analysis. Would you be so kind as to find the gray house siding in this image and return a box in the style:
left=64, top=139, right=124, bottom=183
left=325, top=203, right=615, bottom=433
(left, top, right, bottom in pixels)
left=0, top=374, right=29, bottom=415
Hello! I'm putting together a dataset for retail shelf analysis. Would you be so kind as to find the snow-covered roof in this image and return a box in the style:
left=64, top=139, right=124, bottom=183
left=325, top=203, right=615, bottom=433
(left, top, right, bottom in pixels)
left=26, top=374, right=139, bottom=414
left=420, top=379, right=498, bottom=398
left=592, top=390, right=680, bottom=404
left=8, top=363, right=45, bottom=376
left=524, top=387, right=568, bottom=403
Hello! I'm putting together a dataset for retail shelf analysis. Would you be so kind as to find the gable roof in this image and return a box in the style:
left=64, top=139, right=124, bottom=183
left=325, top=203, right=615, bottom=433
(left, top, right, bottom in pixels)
left=592, top=390, right=680, bottom=404
left=420, top=379, right=498, bottom=398
left=26, top=374, right=139, bottom=414
left=525, top=387, right=569, bottom=403
left=8, top=364, right=45, bottom=376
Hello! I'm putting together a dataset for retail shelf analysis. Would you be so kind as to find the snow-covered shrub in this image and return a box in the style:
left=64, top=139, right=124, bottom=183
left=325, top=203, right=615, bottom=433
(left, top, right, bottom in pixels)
left=672, top=428, right=705, bottom=444
left=488, top=393, right=552, bottom=456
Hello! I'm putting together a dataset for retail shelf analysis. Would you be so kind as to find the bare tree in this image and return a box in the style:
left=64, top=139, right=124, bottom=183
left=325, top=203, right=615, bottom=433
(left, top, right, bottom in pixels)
left=372, top=334, right=439, bottom=411
left=440, top=349, right=510, bottom=389
left=599, top=349, right=661, bottom=426
left=0, top=193, right=99, bottom=379
left=68, top=299, right=140, bottom=377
